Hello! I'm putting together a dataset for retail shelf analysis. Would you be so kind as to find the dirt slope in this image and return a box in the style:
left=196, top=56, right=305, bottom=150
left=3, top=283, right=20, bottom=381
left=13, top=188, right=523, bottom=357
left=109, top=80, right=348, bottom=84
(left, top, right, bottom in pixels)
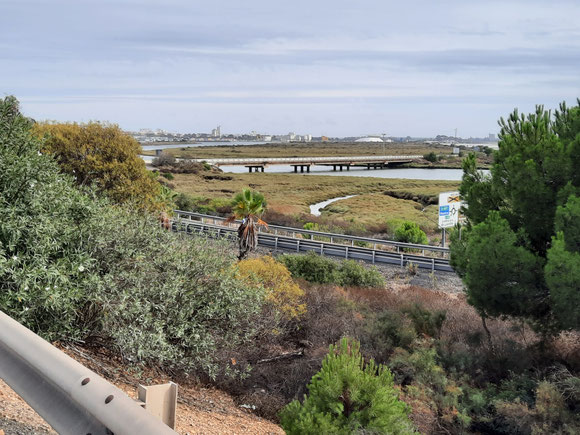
left=0, top=347, right=284, bottom=435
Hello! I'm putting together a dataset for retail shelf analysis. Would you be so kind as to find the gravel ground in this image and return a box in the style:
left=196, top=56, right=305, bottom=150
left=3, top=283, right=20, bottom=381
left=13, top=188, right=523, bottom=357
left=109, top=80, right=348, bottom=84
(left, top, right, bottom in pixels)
left=0, top=419, right=53, bottom=435
left=1, top=363, right=283, bottom=435
left=0, top=380, right=55, bottom=435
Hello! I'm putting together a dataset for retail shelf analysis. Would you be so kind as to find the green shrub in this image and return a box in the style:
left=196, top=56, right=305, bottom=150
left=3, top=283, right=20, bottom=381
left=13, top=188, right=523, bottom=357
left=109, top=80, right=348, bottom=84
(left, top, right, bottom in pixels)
left=175, top=192, right=196, bottom=211
left=34, top=121, right=162, bottom=212
left=0, top=96, right=264, bottom=379
left=86, top=211, right=264, bottom=379
left=339, top=260, right=385, bottom=288
left=0, top=96, right=101, bottom=340
left=363, top=311, right=417, bottom=362
left=280, top=252, right=340, bottom=284
left=280, top=252, right=385, bottom=288
left=423, top=152, right=438, bottom=163
left=279, top=337, right=416, bottom=434
left=389, top=345, right=472, bottom=431
left=161, top=171, right=174, bottom=180
left=303, top=222, right=319, bottom=232
left=394, top=222, right=428, bottom=245
left=174, top=194, right=229, bottom=215
left=402, top=304, right=446, bottom=339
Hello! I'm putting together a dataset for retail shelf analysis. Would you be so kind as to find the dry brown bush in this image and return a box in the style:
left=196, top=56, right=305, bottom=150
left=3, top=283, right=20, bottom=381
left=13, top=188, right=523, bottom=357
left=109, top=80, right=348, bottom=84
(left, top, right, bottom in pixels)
left=217, top=279, right=580, bottom=424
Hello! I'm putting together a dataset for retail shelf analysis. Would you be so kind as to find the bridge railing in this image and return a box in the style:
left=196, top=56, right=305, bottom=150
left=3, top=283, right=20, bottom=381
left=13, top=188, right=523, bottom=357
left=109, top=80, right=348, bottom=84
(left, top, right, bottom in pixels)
left=196, top=155, right=421, bottom=165
left=0, top=310, right=177, bottom=435
left=174, top=210, right=449, bottom=257
left=172, top=219, right=452, bottom=272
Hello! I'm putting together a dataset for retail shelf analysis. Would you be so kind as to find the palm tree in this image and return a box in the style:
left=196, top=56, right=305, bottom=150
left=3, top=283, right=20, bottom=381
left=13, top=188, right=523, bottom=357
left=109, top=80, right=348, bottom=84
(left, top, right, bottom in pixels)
left=226, top=188, right=268, bottom=260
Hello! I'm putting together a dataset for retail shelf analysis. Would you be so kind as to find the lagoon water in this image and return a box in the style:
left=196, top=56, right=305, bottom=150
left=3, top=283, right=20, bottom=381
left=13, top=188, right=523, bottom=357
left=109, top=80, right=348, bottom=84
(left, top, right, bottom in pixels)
left=141, top=153, right=468, bottom=181
left=221, top=165, right=466, bottom=181
left=141, top=142, right=486, bottom=181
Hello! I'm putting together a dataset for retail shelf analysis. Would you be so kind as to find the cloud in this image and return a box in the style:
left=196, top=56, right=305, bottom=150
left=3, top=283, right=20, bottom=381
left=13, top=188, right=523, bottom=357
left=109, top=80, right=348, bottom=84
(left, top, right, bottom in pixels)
left=2, top=0, right=579, bottom=136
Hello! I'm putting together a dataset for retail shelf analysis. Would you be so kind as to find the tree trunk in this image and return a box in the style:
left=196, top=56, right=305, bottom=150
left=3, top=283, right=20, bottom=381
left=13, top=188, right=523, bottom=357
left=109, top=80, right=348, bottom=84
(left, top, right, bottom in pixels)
left=481, top=314, right=494, bottom=353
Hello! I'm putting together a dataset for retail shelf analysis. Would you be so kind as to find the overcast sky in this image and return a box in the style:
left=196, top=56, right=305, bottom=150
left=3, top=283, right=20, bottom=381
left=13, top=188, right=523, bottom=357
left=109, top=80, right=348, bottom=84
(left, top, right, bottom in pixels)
left=2, top=0, right=579, bottom=137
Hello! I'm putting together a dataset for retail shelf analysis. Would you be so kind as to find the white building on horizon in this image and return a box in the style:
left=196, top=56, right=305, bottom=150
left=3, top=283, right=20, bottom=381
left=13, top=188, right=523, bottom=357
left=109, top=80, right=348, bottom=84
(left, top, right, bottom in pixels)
left=355, top=136, right=384, bottom=143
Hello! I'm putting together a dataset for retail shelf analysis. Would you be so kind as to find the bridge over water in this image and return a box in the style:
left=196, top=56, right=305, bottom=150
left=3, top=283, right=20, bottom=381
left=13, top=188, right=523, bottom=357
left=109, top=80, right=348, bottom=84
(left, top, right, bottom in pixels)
left=192, top=155, right=422, bottom=173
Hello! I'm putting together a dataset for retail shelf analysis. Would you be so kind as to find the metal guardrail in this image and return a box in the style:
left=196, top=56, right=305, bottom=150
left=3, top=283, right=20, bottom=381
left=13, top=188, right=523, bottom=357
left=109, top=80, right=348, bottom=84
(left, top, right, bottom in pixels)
left=0, top=311, right=178, bottom=435
left=172, top=220, right=453, bottom=272
left=174, top=210, right=449, bottom=257
left=195, top=155, right=421, bottom=166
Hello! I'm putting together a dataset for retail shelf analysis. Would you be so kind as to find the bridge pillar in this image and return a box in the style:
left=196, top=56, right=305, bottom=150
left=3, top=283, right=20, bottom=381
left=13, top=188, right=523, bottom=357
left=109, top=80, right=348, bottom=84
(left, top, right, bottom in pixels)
left=155, top=149, right=162, bottom=156
left=367, top=164, right=371, bottom=170
left=346, top=165, right=350, bottom=171
left=246, top=166, right=265, bottom=173
left=340, top=165, right=343, bottom=171
left=307, top=166, right=310, bottom=173
left=293, top=166, right=298, bottom=173
left=333, top=165, right=336, bottom=171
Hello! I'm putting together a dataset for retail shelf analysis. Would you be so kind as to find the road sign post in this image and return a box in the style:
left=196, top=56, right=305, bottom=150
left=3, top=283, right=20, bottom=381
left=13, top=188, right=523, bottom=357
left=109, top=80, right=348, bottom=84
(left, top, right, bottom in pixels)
left=438, top=191, right=463, bottom=246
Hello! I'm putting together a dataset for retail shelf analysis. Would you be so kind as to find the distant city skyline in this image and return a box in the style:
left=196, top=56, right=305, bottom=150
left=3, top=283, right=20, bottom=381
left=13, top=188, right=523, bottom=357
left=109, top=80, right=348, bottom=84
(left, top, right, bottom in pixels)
left=2, top=0, right=579, bottom=137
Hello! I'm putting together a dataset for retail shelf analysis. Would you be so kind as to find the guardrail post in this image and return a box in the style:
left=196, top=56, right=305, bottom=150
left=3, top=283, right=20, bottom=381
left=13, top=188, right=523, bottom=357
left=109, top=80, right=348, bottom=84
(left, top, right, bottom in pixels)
left=320, top=244, right=323, bottom=255
left=432, top=258, right=435, bottom=272
left=0, top=311, right=178, bottom=435
left=275, top=237, right=278, bottom=250
left=137, top=382, right=178, bottom=429
left=372, top=250, right=376, bottom=264
left=296, top=239, right=300, bottom=252
left=400, top=254, right=404, bottom=268
left=345, top=247, right=349, bottom=259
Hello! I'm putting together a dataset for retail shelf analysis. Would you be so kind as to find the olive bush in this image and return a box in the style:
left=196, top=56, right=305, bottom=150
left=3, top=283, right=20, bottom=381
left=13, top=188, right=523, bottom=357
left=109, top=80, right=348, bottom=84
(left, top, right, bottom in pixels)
left=0, top=96, right=264, bottom=379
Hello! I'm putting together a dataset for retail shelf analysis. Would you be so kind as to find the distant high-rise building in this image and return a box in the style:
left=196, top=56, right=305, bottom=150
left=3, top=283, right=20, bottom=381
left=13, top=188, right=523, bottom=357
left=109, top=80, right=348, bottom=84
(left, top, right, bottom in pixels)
left=488, top=133, right=496, bottom=140
left=211, top=125, right=221, bottom=138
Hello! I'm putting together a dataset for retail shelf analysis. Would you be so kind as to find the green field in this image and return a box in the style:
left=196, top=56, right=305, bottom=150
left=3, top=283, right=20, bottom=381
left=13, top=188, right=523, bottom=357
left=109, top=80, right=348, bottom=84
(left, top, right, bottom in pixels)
left=143, top=141, right=454, bottom=159
left=170, top=171, right=459, bottom=235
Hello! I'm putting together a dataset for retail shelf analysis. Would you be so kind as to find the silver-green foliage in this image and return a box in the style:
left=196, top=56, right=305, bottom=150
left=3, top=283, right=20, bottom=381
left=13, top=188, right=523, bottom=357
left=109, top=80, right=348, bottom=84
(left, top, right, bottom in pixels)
left=0, top=96, right=263, bottom=378
left=0, top=96, right=100, bottom=339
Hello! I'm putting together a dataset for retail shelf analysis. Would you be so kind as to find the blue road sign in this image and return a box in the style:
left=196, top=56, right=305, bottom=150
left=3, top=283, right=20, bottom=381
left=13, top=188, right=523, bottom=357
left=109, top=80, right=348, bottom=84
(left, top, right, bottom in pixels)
left=439, top=205, right=450, bottom=216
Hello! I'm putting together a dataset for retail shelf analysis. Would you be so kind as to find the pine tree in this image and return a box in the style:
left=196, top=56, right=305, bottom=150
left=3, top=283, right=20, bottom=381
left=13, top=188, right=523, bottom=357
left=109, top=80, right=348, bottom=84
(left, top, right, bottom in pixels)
left=279, top=337, right=416, bottom=434
left=450, top=100, right=580, bottom=332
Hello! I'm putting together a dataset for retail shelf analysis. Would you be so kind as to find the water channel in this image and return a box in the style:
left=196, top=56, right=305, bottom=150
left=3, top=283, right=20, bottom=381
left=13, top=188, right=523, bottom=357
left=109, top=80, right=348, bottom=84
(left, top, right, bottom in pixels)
left=310, top=195, right=357, bottom=216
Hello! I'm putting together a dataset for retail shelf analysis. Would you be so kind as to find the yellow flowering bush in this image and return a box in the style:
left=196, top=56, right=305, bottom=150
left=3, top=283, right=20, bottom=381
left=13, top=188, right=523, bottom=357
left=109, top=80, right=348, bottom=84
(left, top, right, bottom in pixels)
left=237, top=256, right=306, bottom=319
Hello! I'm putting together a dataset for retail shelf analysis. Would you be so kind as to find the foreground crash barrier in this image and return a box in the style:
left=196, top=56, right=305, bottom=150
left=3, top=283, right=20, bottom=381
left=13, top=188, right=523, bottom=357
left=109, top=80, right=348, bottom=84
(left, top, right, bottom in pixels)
left=0, top=310, right=178, bottom=435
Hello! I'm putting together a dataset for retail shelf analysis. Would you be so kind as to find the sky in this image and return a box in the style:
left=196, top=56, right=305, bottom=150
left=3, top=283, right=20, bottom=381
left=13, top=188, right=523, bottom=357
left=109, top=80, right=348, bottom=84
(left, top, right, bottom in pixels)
left=1, top=0, right=580, bottom=137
